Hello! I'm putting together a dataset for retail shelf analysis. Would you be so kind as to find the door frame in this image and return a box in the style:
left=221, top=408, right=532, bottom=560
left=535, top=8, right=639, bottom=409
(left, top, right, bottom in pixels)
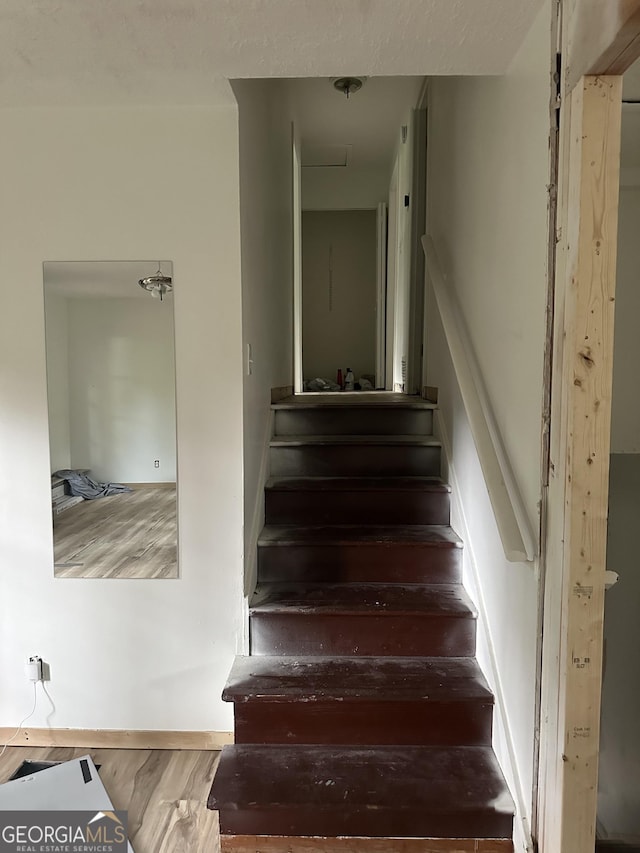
left=385, top=159, right=399, bottom=391
left=375, top=202, right=388, bottom=389
left=406, top=92, right=428, bottom=397
left=537, top=3, right=640, bottom=850
left=292, top=125, right=303, bottom=393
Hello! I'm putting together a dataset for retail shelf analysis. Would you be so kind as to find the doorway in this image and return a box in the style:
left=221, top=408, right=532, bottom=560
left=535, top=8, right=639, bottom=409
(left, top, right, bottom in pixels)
left=302, top=209, right=377, bottom=388
left=288, top=76, right=427, bottom=394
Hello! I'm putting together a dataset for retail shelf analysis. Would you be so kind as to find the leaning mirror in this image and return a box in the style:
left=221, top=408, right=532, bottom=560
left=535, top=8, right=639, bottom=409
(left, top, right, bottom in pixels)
left=43, top=261, right=178, bottom=579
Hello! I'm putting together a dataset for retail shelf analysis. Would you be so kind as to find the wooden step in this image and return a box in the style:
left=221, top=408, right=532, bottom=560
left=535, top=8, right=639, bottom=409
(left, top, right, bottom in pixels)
left=219, top=837, right=513, bottom=852
left=269, top=436, right=441, bottom=477
left=210, top=744, right=514, bottom=840
left=225, top=655, right=494, bottom=746
left=250, top=582, right=477, bottom=657
left=274, top=405, right=434, bottom=437
left=258, top=525, right=462, bottom=584
left=264, top=477, right=450, bottom=525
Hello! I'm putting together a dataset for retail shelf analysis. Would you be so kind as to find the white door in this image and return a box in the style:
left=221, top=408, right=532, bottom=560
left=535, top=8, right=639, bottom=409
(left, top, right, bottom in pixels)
left=375, top=202, right=387, bottom=389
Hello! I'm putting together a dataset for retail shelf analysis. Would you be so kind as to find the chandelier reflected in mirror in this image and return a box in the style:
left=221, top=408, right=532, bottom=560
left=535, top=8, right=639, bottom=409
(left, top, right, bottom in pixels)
left=138, top=263, right=173, bottom=301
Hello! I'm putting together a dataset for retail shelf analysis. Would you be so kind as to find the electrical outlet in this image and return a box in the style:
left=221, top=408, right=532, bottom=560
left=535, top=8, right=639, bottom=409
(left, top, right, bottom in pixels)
left=154, top=460, right=160, bottom=468
left=25, top=656, right=43, bottom=682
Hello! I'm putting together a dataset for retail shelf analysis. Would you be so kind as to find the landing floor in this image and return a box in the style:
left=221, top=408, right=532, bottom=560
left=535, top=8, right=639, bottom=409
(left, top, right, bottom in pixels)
left=279, top=393, right=434, bottom=407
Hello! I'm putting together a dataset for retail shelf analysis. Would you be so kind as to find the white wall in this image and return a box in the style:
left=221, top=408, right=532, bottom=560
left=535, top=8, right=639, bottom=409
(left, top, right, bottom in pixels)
left=44, top=291, right=72, bottom=472
left=0, top=104, right=244, bottom=733
left=426, top=1, right=551, bottom=848
left=65, top=297, right=176, bottom=483
left=611, top=188, right=640, bottom=453
left=599, top=455, right=640, bottom=837
left=598, top=153, right=640, bottom=835
left=302, top=167, right=389, bottom=211
left=302, top=210, right=377, bottom=383
left=231, top=80, right=293, bottom=596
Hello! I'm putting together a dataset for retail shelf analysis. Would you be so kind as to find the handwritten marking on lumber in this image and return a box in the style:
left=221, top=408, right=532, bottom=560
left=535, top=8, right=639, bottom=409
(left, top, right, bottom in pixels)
left=573, top=584, right=594, bottom=599
left=572, top=726, right=592, bottom=740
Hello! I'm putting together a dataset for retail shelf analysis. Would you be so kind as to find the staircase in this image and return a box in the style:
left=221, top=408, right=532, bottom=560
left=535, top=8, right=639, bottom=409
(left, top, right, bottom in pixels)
left=209, top=395, right=515, bottom=853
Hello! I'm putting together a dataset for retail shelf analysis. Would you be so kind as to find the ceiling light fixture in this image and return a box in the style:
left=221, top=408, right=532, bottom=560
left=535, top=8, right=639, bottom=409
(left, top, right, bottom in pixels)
left=138, top=263, right=172, bottom=302
left=333, top=77, right=365, bottom=99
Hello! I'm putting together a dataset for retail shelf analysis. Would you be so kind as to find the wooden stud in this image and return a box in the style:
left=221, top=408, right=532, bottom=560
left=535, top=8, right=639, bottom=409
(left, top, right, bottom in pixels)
left=538, top=75, right=622, bottom=853
left=565, top=0, right=640, bottom=91
left=0, top=727, right=232, bottom=750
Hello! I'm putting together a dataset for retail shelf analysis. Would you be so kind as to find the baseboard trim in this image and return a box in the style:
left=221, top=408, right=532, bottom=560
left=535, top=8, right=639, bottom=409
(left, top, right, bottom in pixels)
left=0, top=728, right=233, bottom=750
left=221, top=837, right=513, bottom=852
left=122, top=482, right=175, bottom=490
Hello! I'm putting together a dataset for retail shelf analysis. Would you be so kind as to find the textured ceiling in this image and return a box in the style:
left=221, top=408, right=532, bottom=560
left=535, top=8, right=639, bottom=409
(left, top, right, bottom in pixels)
left=291, top=76, right=425, bottom=171
left=0, top=0, right=545, bottom=106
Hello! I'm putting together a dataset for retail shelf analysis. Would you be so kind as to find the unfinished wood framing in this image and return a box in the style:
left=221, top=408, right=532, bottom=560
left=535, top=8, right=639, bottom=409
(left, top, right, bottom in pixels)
left=565, top=0, right=640, bottom=90
left=538, top=74, right=622, bottom=853
left=0, top=727, right=233, bottom=750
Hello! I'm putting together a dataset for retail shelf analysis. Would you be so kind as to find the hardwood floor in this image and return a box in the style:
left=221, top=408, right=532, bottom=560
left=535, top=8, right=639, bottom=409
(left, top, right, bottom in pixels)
left=54, top=487, right=177, bottom=579
left=0, top=747, right=220, bottom=852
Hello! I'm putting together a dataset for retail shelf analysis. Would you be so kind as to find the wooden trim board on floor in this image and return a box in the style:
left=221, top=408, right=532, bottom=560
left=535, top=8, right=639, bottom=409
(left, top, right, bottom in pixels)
left=221, top=838, right=513, bottom=853
left=122, top=482, right=175, bottom=489
left=0, top=728, right=233, bottom=750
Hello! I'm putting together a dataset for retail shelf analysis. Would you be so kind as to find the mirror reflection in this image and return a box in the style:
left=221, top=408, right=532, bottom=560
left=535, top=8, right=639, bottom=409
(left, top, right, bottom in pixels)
left=44, top=261, right=178, bottom=579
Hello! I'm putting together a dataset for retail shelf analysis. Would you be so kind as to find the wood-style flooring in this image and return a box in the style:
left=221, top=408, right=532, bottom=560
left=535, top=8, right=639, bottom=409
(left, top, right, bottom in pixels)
left=54, top=487, right=177, bottom=579
left=0, top=747, right=220, bottom=852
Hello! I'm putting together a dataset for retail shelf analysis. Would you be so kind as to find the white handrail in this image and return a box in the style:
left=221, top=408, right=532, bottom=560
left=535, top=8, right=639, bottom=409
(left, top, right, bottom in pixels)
left=422, top=235, right=536, bottom=563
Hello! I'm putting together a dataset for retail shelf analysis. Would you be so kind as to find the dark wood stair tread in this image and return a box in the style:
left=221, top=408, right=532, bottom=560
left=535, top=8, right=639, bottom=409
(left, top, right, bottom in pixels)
left=265, top=476, right=450, bottom=493
left=259, top=524, right=462, bottom=548
left=270, top=434, right=441, bottom=446
left=210, top=744, right=514, bottom=838
left=250, top=582, right=476, bottom=617
left=223, top=655, right=493, bottom=703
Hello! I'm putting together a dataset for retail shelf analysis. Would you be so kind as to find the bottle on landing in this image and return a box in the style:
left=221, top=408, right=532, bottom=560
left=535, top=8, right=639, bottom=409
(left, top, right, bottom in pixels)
left=344, top=368, right=355, bottom=392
